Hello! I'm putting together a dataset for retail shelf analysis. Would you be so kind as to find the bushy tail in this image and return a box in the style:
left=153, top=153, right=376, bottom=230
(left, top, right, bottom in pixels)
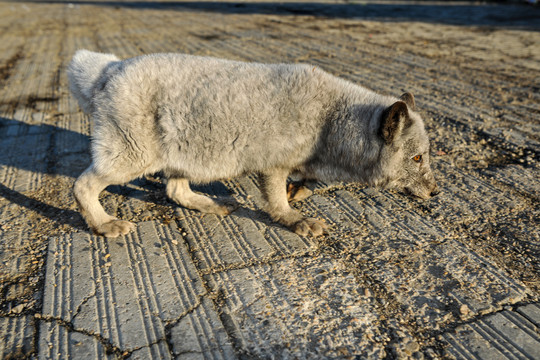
left=67, top=49, right=119, bottom=113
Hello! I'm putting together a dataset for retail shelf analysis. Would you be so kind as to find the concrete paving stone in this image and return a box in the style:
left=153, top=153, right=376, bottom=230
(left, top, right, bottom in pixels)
left=1, top=1, right=539, bottom=358
left=178, top=205, right=316, bottom=268
left=2, top=52, right=49, bottom=115
left=0, top=121, right=50, bottom=192
left=0, top=223, right=28, bottom=251
left=413, top=160, right=526, bottom=226
left=173, top=164, right=529, bottom=333
left=0, top=229, right=35, bottom=293
left=0, top=118, right=50, bottom=138
left=40, top=221, right=232, bottom=358
left=176, top=175, right=318, bottom=271
left=308, top=189, right=529, bottom=329
left=169, top=297, right=236, bottom=359
left=205, top=255, right=387, bottom=359
left=53, top=113, right=91, bottom=157
left=517, top=303, right=540, bottom=328
left=481, top=164, right=540, bottom=199
left=0, top=315, right=34, bottom=359
left=301, top=191, right=370, bottom=234
left=250, top=31, right=537, bottom=155
left=39, top=321, right=114, bottom=360
left=441, top=305, right=540, bottom=360
left=270, top=28, right=538, bottom=150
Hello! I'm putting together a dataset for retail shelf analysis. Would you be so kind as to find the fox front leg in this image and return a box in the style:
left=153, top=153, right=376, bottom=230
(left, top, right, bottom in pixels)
left=260, top=169, right=327, bottom=236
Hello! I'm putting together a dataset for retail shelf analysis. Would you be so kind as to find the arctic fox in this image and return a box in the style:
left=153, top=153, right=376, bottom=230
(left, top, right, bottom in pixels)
left=68, top=50, right=438, bottom=237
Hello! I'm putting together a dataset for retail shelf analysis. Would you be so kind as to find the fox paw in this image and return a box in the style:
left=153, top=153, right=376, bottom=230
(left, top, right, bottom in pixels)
left=95, top=220, right=136, bottom=238
left=292, top=218, right=327, bottom=237
left=287, top=182, right=313, bottom=202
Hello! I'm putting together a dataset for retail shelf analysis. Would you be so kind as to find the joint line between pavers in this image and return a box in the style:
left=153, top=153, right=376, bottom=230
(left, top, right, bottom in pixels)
left=36, top=314, right=124, bottom=357
left=55, top=236, right=69, bottom=353
left=198, top=252, right=312, bottom=277
left=164, top=295, right=203, bottom=331
left=210, top=271, right=266, bottom=353
left=158, top=224, right=232, bottom=357
left=173, top=220, right=246, bottom=357
left=121, top=338, right=170, bottom=358
left=435, top=303, right=511, bottom=336
left=178, top=214, right=256, bottom=349
left=88, top=236, right=107, bottom=346
left=437, top=303, right=540, bottom=359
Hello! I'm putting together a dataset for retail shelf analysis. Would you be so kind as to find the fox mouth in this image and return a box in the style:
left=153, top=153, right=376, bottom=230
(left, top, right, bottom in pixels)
left=403, top=188, right=427, bottom=200
left=403, top=186, right=439, bottom=200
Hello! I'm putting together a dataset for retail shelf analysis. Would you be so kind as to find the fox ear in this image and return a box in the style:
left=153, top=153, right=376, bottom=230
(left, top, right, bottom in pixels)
left=380, top=101, right=409, bottom=145
left=399, top=92, right=415, bottom=111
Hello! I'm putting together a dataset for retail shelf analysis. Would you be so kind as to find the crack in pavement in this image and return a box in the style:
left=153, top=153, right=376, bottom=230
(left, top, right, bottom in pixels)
left=163, top=296, right=204, bottom=357
left=34, top=313, right=125, bottom=358
left=35, top=291, right=214, bottom=359
left=197, top=251, right=313, bottom=276
left=69, top=288, right=98, bottom=324
left=2, top=1, right=539, bottom=358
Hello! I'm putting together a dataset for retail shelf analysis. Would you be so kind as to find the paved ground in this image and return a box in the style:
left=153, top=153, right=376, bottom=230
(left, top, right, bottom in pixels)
left=0, top=0, right=539, bottom=359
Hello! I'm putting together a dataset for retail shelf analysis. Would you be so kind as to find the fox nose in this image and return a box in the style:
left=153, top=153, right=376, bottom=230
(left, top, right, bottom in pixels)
left=430, top=185, right=440, bottom=197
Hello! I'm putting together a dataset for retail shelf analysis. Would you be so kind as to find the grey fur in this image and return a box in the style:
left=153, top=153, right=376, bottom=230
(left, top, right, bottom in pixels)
left=68, top=50, right=438, bottom=237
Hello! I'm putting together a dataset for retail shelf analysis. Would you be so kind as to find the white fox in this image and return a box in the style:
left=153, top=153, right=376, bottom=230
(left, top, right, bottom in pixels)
left=68, top=50, right=438, bottom=237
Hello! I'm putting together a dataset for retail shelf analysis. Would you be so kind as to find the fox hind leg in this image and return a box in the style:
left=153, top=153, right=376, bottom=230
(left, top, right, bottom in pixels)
left=167, top=177, right=235, bottom=215
left=74, top=165, right=136, bottom=237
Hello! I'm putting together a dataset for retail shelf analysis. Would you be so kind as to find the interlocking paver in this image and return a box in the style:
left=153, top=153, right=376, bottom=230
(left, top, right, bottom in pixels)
left=39, top=221, right=233, bottom=358
left=441, top=307, right=540, bottom=359
left=1, top=1, right=539, bottom=359
left=204, top=255, right=387, bottom=358
left=0, top=316, right=34, bottom=359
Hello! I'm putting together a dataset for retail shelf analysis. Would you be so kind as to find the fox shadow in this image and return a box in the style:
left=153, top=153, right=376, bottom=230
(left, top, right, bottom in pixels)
left=0, top=117, right=271, bottom=231
left=0, top=117, right=89, bottom=178
left=0, top=117, right=89, bottom=229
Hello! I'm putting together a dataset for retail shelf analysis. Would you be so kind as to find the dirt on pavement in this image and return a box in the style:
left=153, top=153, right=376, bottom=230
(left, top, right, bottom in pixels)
left=0, top=1, right=539, bottom=358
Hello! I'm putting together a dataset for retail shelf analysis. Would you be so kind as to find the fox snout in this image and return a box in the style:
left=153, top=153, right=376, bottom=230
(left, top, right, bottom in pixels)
left=405, top=181, right=439, bottom=200
left=403, top=170, right=439, bottom=200
left=429, top=184, right=440, bottom=197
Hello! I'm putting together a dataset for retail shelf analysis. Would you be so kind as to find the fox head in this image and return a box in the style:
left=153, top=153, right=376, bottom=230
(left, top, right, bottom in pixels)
left=377, top=93, right=439, bottom=200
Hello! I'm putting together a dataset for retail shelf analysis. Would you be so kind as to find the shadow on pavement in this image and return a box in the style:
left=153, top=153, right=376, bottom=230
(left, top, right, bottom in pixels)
left=18, top=0, right=540, bottom=29
left=0, top=117, right=89, bottom=178
left=0, top=117, right=89, bottom=229
left=0, top=117, right=236, bottom=230
left=0, top=182, right=85, bottom=229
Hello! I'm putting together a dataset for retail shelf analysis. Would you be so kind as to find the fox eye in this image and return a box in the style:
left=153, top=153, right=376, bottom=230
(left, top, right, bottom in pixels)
left=412, top=155, right=422, bottom=163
